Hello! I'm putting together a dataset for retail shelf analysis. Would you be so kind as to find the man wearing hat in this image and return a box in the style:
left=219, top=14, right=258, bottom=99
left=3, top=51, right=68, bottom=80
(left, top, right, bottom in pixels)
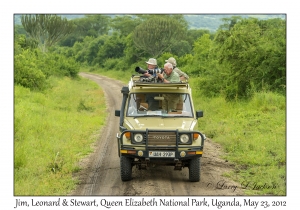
left=165, top=57, right=189, bottom=81
left=157, top=62, right=180, bottom=83
left=143, top=58, right=159, bottom=78
left=157, top=63, right=181, bottom=111
left=143, top=58, right=160, bottom=110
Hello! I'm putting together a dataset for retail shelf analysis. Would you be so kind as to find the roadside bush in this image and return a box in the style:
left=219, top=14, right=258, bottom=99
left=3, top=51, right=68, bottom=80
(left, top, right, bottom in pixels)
left=37, top=52, right=80, bottom=78
left=190, top=76, right=221, bottom=97
left=102, top=58, right=130, bottom=71
left=56, top=56, right=80, bottom=78
left=14, top=50, right=47, bottom=90
left=114, top=59, right=128, bottom=71
left=14, top=47, right=80, bottom=91
left=103, top=58, right=117, bottom=70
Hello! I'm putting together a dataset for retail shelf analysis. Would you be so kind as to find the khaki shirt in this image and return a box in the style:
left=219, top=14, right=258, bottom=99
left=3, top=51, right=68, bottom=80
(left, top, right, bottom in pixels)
left=174, top=67, right=189, bottom=79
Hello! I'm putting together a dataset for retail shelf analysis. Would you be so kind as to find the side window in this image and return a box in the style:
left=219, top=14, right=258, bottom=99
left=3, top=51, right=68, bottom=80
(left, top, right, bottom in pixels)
left=127, top=94, right=137, bottom=116
left=182, top=94, right=193, bottom=116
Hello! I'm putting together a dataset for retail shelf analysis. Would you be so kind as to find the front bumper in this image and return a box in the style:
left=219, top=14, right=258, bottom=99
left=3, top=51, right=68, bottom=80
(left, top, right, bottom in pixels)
left=117, top=129, right=205, bottom=161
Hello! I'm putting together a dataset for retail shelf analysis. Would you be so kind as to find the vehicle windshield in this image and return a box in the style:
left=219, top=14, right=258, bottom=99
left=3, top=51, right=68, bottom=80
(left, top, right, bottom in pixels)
left=126, top=93, right=193, bottom=117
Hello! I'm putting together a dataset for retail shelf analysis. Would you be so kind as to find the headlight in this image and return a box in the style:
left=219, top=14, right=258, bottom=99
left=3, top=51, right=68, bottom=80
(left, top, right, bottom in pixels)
left=134, top=133, right=143, bottom=143
left=180, top=134, right=189, bottom=143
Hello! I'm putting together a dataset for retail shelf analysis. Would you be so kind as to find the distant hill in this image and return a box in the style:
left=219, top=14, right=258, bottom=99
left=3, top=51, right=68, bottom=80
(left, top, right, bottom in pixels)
left=184, top=14, right=285, bottom=31
left=14, top=14, right=285, bottom=32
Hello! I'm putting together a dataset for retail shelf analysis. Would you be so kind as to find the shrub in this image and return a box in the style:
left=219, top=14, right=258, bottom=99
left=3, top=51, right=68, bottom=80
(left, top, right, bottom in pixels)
left=114, top=59, right=129, bottom=71
left=103, top=58, right=117, bottom=70
left=14, top=50, right=47, bottom=90
left=37, top=52, right=80, bottom=78
left=56, top=56, right=80, bottom=78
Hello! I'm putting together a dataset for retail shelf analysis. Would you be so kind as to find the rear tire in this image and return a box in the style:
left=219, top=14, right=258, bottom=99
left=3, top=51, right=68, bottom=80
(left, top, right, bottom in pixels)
left=120, top=156, right=132, bottom=181
left=189, top=157, right=201, bottom=182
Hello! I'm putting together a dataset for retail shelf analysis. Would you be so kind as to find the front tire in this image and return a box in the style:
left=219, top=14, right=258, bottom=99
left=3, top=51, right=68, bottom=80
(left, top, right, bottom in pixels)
left=189, top=157, right=201, bottom=182
left=120, top=155, right=132, bottom=181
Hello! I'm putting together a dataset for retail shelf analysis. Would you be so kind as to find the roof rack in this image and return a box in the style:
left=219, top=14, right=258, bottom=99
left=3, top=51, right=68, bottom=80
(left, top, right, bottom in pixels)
left=129, top=75, right=189, bottom=89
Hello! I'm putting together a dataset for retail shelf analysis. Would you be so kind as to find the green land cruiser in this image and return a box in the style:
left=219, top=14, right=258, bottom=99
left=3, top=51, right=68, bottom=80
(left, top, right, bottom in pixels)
left=115, top=75, right=205, bottom=182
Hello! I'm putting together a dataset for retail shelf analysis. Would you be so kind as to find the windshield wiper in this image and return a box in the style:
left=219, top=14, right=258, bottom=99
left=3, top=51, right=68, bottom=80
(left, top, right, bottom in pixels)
left=133, top=115, right=162, bottom=118
left=162, top=115, right=192, bottom=118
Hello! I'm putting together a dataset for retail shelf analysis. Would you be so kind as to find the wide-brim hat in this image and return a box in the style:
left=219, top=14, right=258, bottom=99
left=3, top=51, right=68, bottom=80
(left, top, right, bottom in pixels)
left=145, top=58, right=157, bottom=65
left=165, top=57, right=177, bottom=66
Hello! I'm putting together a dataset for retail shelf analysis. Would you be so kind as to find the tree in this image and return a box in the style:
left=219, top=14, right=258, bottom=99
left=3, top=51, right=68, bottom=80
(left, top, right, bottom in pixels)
left=186, top=29, right=212, bottom=46
left=21, top=14, right=75, bottom=52
left=123, top=33, right=146, bottom=65
left=14, top=24, right=27, bottom=35
left=169, top=40, right=192, bottom=57
left=256, top=18, right=286, bottom=92
left=59, top=15, right=111, bottom=47
left=96, top=32, right=126, bottom=62
left=74, top=15, right=111, bottom=37
left=191, top=34, right=212, bottom=75
left=110, top=15, right=142, bottom=37
left=213, top=18, right=263, bottom=99
left=205, top=17, right=286, bottom=99
left=219, top=16, right=243, bottom=30
left=132, top=16, right=186, bottom=57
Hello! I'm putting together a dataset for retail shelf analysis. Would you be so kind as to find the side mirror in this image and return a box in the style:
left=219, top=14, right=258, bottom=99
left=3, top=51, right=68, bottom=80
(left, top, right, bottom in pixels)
left=196, top=111, right=203, bottom=119
left=115, top=110, right=120, bottom=117
left=121, top=86, right=129, bottom=94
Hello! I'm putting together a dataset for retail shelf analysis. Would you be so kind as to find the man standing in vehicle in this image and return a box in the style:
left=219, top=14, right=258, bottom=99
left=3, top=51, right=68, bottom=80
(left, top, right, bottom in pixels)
left=165, top=57, right=189, bottom=81
left=157, top=62, right=180, bottom=83
left=157, top=63, right=181, bottom=111
left=143, top=58, right=159, bottom=78
left=144, top=58, right=160, bottom=110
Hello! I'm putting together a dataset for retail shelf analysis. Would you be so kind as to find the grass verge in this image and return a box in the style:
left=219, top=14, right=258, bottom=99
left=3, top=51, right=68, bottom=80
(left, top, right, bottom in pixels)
left=190, top=79, right=286, bottom=195
left=14, top=76, right=107, bottom=195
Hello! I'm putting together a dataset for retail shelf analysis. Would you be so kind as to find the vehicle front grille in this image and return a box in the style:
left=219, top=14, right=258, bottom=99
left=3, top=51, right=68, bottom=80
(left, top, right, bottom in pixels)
left=147, top=131, right=177, bottom=145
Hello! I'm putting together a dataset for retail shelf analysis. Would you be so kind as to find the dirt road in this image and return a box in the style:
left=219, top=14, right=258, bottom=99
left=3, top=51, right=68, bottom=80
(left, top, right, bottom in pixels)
left=70, top=72, right=244, bottom=196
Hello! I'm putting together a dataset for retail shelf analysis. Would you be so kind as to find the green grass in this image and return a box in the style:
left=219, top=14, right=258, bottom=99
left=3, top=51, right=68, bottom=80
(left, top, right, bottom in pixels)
left=87, top=67, right=286, bottom=195
left=190, top=78, right=286, bottom=195
left=14, top=76, right=107, bottom=195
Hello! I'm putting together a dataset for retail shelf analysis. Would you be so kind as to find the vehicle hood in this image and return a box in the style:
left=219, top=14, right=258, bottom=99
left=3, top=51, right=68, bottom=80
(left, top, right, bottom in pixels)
left=124, top=117, right=198, bottom=131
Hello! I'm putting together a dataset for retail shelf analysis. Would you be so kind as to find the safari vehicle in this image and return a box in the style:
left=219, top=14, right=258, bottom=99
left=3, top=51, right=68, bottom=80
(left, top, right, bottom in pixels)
left=115, top=75, right=205, bottom=182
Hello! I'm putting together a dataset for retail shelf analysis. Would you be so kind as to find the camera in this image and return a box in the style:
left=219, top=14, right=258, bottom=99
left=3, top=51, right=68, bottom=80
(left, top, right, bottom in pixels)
left=135, top=67, right=148, bottom=74
left=140, top=75, right=155, bottom=82
left=148, top=68, right=164, bottom=74
left=135, top=67, right=164, bottom=75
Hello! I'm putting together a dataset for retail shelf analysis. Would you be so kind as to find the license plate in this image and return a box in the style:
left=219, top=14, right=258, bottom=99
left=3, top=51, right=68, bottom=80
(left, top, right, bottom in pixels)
left=149, top=151, right=175, bottom=157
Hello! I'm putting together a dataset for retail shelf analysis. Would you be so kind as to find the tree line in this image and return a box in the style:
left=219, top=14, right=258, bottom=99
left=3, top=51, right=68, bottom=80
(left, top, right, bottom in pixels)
left=14, top=14, right=286, bottom=99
